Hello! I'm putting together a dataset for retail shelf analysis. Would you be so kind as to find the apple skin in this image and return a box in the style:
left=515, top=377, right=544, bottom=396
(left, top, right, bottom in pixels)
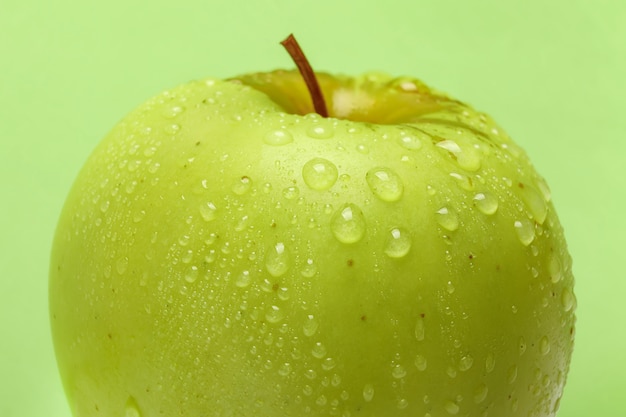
left=49, top=71, right=575, bottom=417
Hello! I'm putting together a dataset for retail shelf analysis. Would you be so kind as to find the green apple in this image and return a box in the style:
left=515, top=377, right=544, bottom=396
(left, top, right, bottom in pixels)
left=49, top=40, right=576, bottom=417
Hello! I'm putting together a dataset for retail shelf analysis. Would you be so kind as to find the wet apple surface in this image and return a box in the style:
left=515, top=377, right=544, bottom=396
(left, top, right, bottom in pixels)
left=50, top=68, right=575, bottom=417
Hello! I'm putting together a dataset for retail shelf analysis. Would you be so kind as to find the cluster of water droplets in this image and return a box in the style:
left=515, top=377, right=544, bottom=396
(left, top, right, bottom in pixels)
left=90, top=83, right=575, bottom=417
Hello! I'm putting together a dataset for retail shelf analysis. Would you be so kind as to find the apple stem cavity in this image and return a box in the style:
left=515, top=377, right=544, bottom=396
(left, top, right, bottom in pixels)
left=280, top=34, right=329, bottom=118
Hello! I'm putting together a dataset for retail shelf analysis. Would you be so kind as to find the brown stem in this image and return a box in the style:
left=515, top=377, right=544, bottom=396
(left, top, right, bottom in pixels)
left=280, top=34, right=329, bottom=118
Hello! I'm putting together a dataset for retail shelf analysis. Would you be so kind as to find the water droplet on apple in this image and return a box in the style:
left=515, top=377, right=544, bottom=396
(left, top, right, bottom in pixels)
left=184, top=266, right=198, bottom=283
left=264, top=129, right=294, bottom=146
left=302, top=158, right=338, bottom=191
left=322, top=357, right=337, bottom=371
left=265, top=242, right=291, bottom=277
left=436, top=207, right=459, bottom=231
left=397, top=398, right=409, bottom=409
left=444, top=400, right=460, bottom=415
left=282, top=186, right=300, bottom=200
left=474, top=383, right=488, bottom=404
left=414, top=354, right=427, bottom=371
left=561, top=287, right=575, bottom=312
left=384, top=227, right=412, bottom=258
left=436, top=140, right=481, bottom=171
left=519, top=336, right=527, bottom=355
left=485, top=352, right=496, bottom=373
left=278, top=362, right=292, bottom=377
left=236, top=270, right=251, bottom=288
left=303, top=315, right=319, bottom=337
left=133, top=209, right=146, bottom=223
left=520, top=184, right=548, bottom=224
left=473, top=192, right=498, bottom=215
left=199, top=202, right=217, bottom=221
left=116, top=257, right=128, bottom=275
left=549, top=256, right=563, bottom=283
left=415, top=316, right=425, bottom=341
left=458, top=354, right=474, bottom=371
left=507, top=365, right=518, bottom=384
left=362, top=384, right=375, bottom=402
left=365, top=167, right=404, bottom=202
left=540, top=335, right=551, bottom=355
left=392, top=364, right=407, bottom=379
left=232, top=176, right=252, bottom=195
left=536, top=177, right=552, bottom=202
left=449, top=172, right=474, bottom=191
left=330, top=204, right=366, bottom=244
left=312, top=342, right=327, bottom=359
left=162, top=105, right=185, bottom=119
left=300, top=258, right=318, bottom=278
left=398, top=131, right=424, bottom=150
left=514, top=219, right=535, bottom=246
left=266, top=305, right=284, bottom=323
left=165, top=123, right=181, bottom=135
left=306, top=122, right=334, bottom=139
left=125, top=396, right=142, bottom=417
left=315, top=394, right=327, bottom=406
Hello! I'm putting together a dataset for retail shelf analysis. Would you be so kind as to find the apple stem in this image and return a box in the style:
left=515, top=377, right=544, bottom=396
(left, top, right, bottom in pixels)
left=280, top=34, right=329, bottom=118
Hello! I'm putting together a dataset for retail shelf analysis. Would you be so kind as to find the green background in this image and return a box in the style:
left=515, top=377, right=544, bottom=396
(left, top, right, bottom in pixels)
left=1, top=0, right=624, bottom=416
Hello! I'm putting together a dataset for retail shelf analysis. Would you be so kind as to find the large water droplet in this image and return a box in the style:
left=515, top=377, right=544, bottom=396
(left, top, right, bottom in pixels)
left=323, top=358, right=337, bottom=372
left=362, top=384, right=375, bottom=402
left=539, top=335, right=551, bottom=355
left=312, top=342, right=327, bottom=359
left=302, top=158, right=338, bottom=191
left=437, top=140, right=481, bottom=171
left=330, top=204, right=366, bottom=244
left=520, top=184, right=548, bottom=224
left=199, top=202, right=217, bottom=221
left=398, top=131, right=424, bottom=150
left=518, top=336, right=527, bottom=355
left=300, top=258, right=318, bottom=278
left=232, top=176, right=252, bottom=195
left=282, top=186, right=300, bottom=200
left=458, top=354, right=474, bottom=371
left=485, top=352, right=496, bottom=373
left=415, top=316, right=425, bottom=341
left=514, top=219, right=535, bottom=246
left=236, top=270, right=251, bottom=288
left=444, top=400, right=460, bottom=415
left=397, top=398, right=409, bottom=410
left=125, top=397, right=142, bottom=417
left=549, top=256, right=563, bottom=283
left=474, top=383, right=489, bottom=404
left=184, top=266, right=199, bottom=283
left=366, top=167, right=404, bottom=202
left=449, top=172, right=474, bottom=191
left=392, top=364, right=407, bottom=379
left=265, top=242, right=291, bottom=277
left=561, top=287, right=575, bottom=312
left=473, top=192, right=498, bottom=215
left=507, top=365, right=518, bottom=384
left=264, top=129, right=294, bottom=146
left=414, top=354, right=427, bottom=371
left=384, top=228, right=412, bottom=258
left=116, top=257, right=128, bottom=275
left=266, top=305, right=284, bottom=323
left=436, top=207, right=459, bottom=231
left=306, top=122, right=334, bottom=139
left=278, top=362, right=292, bottom=377
left=303, top=315, right=319, bottom=337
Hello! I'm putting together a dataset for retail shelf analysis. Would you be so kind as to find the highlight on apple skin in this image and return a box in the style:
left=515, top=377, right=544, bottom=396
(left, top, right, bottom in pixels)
left=49, top=38, right=576, bottom=417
